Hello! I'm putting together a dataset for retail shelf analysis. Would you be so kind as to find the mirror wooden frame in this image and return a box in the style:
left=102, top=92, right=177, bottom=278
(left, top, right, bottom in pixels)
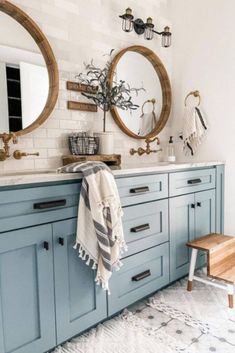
left=0, top=0, right=59, bottom=136
left=108, top=45, right=172, bottom=139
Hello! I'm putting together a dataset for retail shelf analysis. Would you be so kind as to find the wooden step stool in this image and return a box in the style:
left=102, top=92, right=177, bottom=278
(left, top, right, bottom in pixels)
left=187, top=233, right=235, bottom=308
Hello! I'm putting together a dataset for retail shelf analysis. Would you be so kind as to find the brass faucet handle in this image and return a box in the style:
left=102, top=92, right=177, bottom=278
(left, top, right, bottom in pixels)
left=13, top=150, right=40, bottom=160
left=145, top=136, right=160, bottom=145
left=130, top=148, right=138, bottom=155
left=0, top=149, right=7, bottom=161
left=12, top=134, right=18, bottom=144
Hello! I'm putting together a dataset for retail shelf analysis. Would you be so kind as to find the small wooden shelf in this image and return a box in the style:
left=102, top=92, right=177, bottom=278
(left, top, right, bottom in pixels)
left=62, top=154, right=121, bottom=166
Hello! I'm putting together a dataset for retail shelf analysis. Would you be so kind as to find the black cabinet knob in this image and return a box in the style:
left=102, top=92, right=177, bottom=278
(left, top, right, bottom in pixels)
left=191, top=204, right=195, bottom=209
left=58, top=237, right=64, bottom=246
left=43, top=241, right=49, bottom=251
left=197, top=202, right=202, bottom=207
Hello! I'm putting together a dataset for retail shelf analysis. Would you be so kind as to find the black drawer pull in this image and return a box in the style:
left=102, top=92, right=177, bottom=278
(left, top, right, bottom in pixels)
left=191, top=204, right=195, bottom=209
left=58, top=237, right=64, bottom=246
left=130, top=186, right=149, bottom=194
left=197, top=202, right=202, bottom=207
left=187, top=178, right=202, bottom=185
left=34, top=199, right=66, bottom=210
left=130, top=223, right=150, bottom=233
left=43, top=241, right=49, bottom=251
left=132, top=270, right=151, bottom=282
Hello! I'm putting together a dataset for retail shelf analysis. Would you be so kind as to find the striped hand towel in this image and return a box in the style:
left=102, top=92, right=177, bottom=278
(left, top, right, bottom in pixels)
left=183, top=106, right=208, bottom=155
left=58, top=161, right=126, bottom=293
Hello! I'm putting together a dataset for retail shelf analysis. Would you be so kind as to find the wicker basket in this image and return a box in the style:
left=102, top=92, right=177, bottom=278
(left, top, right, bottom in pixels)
left=68, top=133, right=99, bottom=155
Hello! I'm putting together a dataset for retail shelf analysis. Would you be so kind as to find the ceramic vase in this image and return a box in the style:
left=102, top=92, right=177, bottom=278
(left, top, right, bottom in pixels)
left=95, top=131, right=114, bottom=154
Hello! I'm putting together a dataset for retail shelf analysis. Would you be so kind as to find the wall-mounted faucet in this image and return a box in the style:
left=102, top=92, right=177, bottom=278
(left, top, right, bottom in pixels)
left=130, top=136, right=162, bottom=156
left=0, top=132, right=18, bottom=161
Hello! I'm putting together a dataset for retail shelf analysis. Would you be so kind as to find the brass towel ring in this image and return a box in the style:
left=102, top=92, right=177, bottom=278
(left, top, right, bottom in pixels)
left=184, top=90, right=201, bottom=107
left=141, top=98, right=156, bottom=115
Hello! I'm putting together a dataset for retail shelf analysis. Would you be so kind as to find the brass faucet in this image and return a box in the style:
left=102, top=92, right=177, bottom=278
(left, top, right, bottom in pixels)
left=13, top=150, right=40, bottom=160
left=0, top=132, right=18, bottom=161
left=130, top=136, right=162, bottom=156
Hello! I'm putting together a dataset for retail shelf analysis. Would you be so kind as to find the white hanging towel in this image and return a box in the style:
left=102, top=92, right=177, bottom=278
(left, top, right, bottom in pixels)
left=182, top=106, right=208, bottom=155
left=58, top=161, right=127, bottom=294
left=138, top=111, right=157, bottom=136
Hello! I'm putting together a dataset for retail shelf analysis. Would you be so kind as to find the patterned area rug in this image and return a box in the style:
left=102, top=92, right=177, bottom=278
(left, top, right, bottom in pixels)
left=53, top=274, right=235, bottom=353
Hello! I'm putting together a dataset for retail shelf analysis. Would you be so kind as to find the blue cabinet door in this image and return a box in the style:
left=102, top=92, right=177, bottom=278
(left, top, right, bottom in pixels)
left=195, top=189, right=216, bottom=267
left=170, top=194, right=195, bottom=281
left=0, top=225, right=56, bottom=353
left=170, top=190, right=216, bottom=281
left=53, top=218, right=107, bottom=344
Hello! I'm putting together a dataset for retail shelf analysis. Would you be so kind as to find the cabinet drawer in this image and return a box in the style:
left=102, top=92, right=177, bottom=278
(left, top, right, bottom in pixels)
left=122, top=199, right=168, bottom=257
left=116, top=174, right=168, bottom=206
left=0, top=182, right=81, bottom=232
left=169, top=168, right=215, bottom=197
left=108, top=243, right=169, bottom=315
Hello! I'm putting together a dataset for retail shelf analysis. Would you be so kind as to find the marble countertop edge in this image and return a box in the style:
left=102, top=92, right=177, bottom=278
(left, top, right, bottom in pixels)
left=0, top=160, right=225, bottom=187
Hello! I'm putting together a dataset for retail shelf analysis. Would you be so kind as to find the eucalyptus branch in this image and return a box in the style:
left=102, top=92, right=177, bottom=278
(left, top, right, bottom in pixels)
left=76, top=50, right=144, bottom=132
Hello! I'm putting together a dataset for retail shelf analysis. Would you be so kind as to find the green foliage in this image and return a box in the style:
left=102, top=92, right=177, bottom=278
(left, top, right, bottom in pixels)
left=76, top=50, right=144, bottom=132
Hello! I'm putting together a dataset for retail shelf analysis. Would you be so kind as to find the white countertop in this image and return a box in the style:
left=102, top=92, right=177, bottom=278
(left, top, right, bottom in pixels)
left=0, top=161, right=225, bottom=187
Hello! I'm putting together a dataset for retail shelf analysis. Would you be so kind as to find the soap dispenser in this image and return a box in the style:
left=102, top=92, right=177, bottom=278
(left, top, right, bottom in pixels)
left=167, top=136, right=176, bottom=163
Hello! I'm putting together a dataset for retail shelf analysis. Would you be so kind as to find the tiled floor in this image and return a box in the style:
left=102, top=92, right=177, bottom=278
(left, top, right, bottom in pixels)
left=53, top=274, right=235, bottom=353
left=128, top=275, right=235, bottom=353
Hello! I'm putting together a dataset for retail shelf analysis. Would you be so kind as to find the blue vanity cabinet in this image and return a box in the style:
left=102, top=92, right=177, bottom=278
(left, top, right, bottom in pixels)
left=170, top=188, right=216, bottom=281
left=53, top=218, right=107, bottom=344
left=0, top=165, right=224, bottom=353
left=0, top=224, right=56, bottom=353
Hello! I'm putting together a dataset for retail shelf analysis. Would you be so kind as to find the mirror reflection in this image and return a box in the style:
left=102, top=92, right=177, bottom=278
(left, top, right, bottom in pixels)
left=115, top=51, right=163, bottom=137
left=0, top=11, right=49, bottom=133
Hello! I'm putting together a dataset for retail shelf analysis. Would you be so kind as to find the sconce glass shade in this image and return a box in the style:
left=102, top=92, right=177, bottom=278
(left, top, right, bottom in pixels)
left=121, top=8, right=134, bottom=32
left=162, top=26, right=172, bottom=47
left=122, top=18, right=133, bottom=32
left=144, top=17, right=154, bottom=40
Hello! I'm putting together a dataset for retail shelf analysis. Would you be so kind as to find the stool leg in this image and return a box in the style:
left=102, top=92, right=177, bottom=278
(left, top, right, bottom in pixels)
left=227, top=284, right=234, bottom=309
left=187, top=248, right=198, bottom=292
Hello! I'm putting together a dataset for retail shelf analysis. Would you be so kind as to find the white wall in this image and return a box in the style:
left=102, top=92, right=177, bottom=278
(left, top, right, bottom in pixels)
left=0, top=0, right=172, bottom=173
left=169, top=0, right=235, bottom=233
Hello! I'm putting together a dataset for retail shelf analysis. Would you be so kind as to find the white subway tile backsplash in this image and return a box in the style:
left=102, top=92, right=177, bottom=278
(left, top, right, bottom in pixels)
left=0, top=0, right=171, bottom=172
left=34, top=157, right=60, bottom=170
left=54, top=0, right=80, bottom=15
left=47, top=129, right=64, bottom=138
left=34, top=138, right=60, bottom=149
left=60, top=119, right=80, bottom=130
left=4, top=159, right=35, bottom=171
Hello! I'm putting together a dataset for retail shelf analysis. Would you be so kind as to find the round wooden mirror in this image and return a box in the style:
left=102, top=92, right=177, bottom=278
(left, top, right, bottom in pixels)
left=0, top=1, right=59, bottom=136
left=108, top=46, right=171, bottom=139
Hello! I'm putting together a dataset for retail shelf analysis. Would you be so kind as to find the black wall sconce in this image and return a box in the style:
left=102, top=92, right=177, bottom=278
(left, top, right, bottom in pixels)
left=119, top=8, right=172, bottom=48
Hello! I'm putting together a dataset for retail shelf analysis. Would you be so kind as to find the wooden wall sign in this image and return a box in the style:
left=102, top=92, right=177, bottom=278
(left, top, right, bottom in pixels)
left=67, top=101, right=98, bottom=112
left=67, top=81, right=98, bottom=94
